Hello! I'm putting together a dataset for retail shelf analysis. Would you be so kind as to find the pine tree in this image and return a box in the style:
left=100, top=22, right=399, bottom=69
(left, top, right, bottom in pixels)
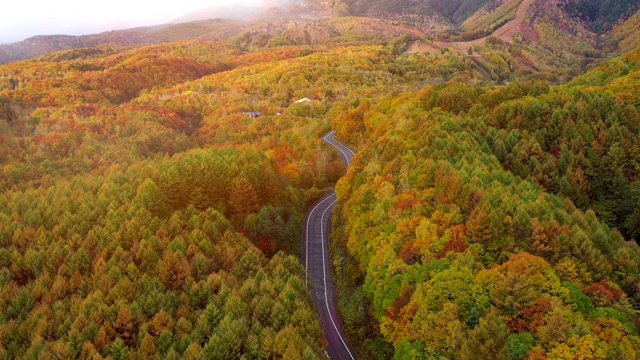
left=158, top=251, right=192, bottom=290
left=134, top=179, right=168, bottom=216
left=228, top=178, right=259, bottom=226
left=110, top=338, right=129, bottom=360
left=460, top=310, right=510, bottom=360
left=139, top=334, right=158, bottom=360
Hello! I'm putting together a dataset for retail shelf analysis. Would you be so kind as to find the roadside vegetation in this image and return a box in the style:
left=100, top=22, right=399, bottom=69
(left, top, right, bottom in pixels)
left=0, top=2, right=639, bottom=357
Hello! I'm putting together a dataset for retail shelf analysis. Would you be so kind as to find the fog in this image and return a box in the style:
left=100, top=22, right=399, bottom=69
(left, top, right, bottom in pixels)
left=0, top=0, right=292, bottom=44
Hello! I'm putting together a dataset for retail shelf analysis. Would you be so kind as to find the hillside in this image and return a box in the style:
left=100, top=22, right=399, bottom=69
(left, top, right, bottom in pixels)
left=606, top=10, right=640, bottom=54
left=0, top=36, right=484, bottom=358
left=311, top=0, right=497, bottom=24
left=0, top=33, right=151, bottom=65
left=421, top=0, right=640, bottom=84
left=2, top=0, right=640, bottom=82
left=560, top=0, right=640, bottom=33
left=0, top=20, right=242, bottom=65
left=0, top=4, right=639, bottom=359
left=331, top=45, right=640, bottom=358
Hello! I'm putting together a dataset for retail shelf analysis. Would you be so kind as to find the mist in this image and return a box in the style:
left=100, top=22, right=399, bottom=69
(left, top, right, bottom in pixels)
left=0, top=0, right=300, bottom=44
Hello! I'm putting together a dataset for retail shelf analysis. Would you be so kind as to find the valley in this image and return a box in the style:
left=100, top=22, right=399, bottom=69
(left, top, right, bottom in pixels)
left=0, top=0, right=640, bottom=358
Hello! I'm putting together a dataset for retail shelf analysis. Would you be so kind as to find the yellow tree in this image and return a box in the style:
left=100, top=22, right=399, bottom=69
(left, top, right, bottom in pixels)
left=228, top=178, right=260, bottom=227
left=158, top=251, right=191, bottom=290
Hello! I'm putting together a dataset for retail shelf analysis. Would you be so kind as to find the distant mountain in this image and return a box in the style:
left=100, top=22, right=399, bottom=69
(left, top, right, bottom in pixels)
left=1, top=0, right=639, bottom=66
left=0, top=32, right=158, bottom=65
left=345, top=0, right=493, bottom=23
left=304, top=0, right=511, bottom=24
left=0, top=21, right=243, bottom=65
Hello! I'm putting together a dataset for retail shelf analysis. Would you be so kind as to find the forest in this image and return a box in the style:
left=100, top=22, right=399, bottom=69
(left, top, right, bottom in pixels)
left=330, top=44, right=640, bottom=358
left=0, top=37, right=479, bottom=358
left=0, top=6, right=639, bottom=358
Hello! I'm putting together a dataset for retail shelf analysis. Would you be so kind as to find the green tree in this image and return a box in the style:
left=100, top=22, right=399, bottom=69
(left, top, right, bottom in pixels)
left=460, top=310, right=510, bottom=360
left=505, top=333, right=534, bottom=360
left=110, top=338, right=129, bottom=360
left=7, top=288, right=35, bottom=320
left=134, top=179, right=169, bottom=216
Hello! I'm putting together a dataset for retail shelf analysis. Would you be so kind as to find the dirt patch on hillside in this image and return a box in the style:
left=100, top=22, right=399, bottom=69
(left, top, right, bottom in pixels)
left=394, top=24, right=425, bottom=37
left=435, top=0, right=539, bottom=52
left=511, top=51, right=539, bottom=71
left=405, top=40, right=439, bottom=54
left=491, top=0, right=539, bottom=42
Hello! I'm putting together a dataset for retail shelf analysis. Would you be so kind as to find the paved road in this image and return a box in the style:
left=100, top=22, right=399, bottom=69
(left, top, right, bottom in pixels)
left=304, top=131, right=356, bottom=360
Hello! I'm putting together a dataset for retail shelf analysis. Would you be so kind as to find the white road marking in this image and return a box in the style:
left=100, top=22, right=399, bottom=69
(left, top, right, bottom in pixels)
left=323, top=131, right=355, bottom=166
left=324, top=130, right=354, bottom=156
left=324, top=132, right=353, bottom=164
left=309, top=131, right=356, bottom=283
left=330, top=131, right=356, bottom=158
left=306, top=194, right=337, bottom=285
left=320, top=198, right=356, bottom=360
left=305, top=131, right=357, bottom=359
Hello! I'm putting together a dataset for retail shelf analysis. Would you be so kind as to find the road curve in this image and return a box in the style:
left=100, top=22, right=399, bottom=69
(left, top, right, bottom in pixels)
left=304, top=131, right=356, bottom=360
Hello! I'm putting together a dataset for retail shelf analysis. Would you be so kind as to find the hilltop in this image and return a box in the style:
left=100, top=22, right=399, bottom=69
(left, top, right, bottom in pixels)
left=2, top=0, right=639, bottom=82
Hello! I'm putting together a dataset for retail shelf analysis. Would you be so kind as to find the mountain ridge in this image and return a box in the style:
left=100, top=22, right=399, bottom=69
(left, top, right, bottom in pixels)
left=2, top=0, right=639, bottom=67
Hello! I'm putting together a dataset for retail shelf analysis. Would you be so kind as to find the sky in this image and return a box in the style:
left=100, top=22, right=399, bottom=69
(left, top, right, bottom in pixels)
left=0, top=0, right=266, bottom=44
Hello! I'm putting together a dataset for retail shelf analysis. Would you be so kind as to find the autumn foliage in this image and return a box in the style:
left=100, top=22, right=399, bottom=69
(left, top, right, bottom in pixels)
left=0, top=20, right=640, bottom=359
left=331, top=45, right=640, bottom=358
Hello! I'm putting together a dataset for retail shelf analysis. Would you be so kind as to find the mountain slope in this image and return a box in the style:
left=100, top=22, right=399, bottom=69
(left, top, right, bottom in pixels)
left=2, top=0, right=640, bottom=78
left=0, top=33, right=155, bottom=65
left=0, top=20, right=245, bottom=65
left=606, top=10, right=640, bottom=54
left=0, top=3, right=639, bottom=359
left=330, top=44, right=640, bottom=358
left=0, top=37, right=485, bottom=358
left=560, top=0, right=640, bottom=33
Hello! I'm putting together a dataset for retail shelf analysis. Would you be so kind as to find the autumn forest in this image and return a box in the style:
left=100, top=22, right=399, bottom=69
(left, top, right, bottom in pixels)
left=1, top=0, right=640, bottom=358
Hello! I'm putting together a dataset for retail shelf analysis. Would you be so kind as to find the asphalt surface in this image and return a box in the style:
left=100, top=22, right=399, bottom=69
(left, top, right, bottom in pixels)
left=304, top=131, right=357, bottom=360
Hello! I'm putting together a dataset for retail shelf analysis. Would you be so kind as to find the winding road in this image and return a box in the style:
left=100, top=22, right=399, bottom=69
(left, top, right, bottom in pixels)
left=304, top=131, right=356, bottom=360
